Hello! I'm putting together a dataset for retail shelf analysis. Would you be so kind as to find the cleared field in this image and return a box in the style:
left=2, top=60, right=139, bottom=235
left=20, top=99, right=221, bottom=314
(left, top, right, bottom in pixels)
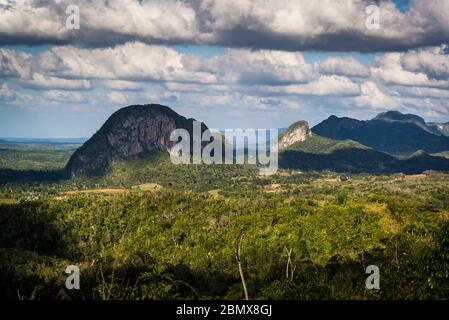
left=61, top=188, right=127, bottom=195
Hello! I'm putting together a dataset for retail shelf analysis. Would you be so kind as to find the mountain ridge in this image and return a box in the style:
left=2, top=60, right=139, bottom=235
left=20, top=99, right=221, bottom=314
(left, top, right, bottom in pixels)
left=65, top=105, right=449, bottom=176
left=312, top=111, right=449, bottom=155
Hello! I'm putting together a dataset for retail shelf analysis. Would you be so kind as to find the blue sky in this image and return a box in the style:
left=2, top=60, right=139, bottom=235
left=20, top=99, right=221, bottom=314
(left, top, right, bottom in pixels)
left=1, top=0, right=449, bottom=138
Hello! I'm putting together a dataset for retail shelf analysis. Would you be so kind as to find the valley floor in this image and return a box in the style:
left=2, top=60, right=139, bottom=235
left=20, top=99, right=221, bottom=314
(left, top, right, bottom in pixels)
left=0, top=144, right=448, bottom=299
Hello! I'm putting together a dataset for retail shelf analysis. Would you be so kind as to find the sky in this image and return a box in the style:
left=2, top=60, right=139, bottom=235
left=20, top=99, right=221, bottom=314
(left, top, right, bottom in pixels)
left=1, top=0, right=449, bottom=138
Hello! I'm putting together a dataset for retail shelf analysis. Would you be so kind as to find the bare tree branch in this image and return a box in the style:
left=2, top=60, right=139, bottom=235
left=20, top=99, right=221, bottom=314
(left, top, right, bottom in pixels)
left=235, top=232, right=249, bottom=300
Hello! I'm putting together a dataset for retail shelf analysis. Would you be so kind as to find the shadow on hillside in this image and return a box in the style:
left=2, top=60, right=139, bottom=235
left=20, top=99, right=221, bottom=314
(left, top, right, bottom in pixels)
left=0, top=202, right=67, bottom=256
left=279, top=148, right=449, bottom=174
left=0, top=250, right=235, bottom=300
left=0, top=168, right=69, bottom=184
left=0, top=200, right=73, bottom=299
left=0, top=219, right=445, bottom=300
left=0, top=200, right=237, bottom=300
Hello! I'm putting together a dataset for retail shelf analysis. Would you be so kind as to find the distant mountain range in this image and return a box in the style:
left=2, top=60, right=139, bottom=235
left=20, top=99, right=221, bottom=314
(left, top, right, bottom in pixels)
left=278, top=118, right=449, bottom=173
left=312, top=111, right=449, bottom=155
left=63, top=105, right=449, bottom=176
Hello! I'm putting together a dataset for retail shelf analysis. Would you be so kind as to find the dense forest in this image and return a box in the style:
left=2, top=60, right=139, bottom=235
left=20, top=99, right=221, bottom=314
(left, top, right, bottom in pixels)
left=0, top=144, right=449, bottom=299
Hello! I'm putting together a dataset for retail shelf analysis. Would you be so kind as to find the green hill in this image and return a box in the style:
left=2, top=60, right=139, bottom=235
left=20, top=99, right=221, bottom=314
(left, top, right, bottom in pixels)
left=285, top=134, right=367, bottom=154
left=279, top=132, right=449, bottom=174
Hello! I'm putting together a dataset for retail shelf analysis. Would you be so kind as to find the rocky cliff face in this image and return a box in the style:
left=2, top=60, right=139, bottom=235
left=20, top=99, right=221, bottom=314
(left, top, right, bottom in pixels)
left=66, top=104, right=207, bottom=176
left=279, top=120, right=312, bottom=150
left=428, top=122, right=449, bottom=137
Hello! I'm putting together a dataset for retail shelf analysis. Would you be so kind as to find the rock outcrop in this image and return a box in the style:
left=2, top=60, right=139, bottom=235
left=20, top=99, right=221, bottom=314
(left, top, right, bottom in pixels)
left=66, top=104, right=207, bottom=176
left=278, top=120, right=312, bottom=150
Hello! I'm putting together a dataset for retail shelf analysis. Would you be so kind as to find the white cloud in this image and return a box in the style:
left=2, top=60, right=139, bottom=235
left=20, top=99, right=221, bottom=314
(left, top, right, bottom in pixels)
left=400, top=45, right=449, bottom=80
left=275, top=75, right=361, bottom=97
left=193, top=0, right=444, bottom=51
left=371, top=53, right=449, bottom=88
left=208, top=49, right=315, bottom=85
left=2, top=40, right=449, bottom=122
left=400, top=98, right=449, bottom=117
left=36, top=42, right=217, bottom=83
left=0, top=49, right=31, bottom=78
left=43, top=90, right=85, bottom=103
left=106, top=91, right=128, bottom=104
left=101, top=80, right=142, bottom=91
left=393, top=86, right=449, bottom=99
left=0, top=0, right=199, bottom=46
left=353, top=81, right=399, bottom=110
left=32, top=44, right=318, bottom=87
left=318, top=56, right=370, bottom=78
left=22, top=73, right=92, bottom=90
left=1, top=0, right=448, bottom=52
left=411, top=0, right=449, bottom=36
left=163, top=82, right=229, bottom=93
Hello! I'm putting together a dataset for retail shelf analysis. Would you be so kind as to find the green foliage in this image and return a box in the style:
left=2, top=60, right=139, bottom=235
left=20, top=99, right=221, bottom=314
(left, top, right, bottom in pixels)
left=0, top=144, right=76, bottom=170
left=93, top=265, right=180, bottom=300
left=424, top=221, right=449, bottom=298
left=1, top=179, right=449, bottom=300
left=1, top=144, right=449, bottom=300
left=286, top=134, right=367, bottom=154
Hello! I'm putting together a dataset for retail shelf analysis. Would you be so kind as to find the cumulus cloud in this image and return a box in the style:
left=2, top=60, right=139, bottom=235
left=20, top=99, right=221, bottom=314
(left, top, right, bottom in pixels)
left=207, top=49, right=315, bottom=85
left=393, top=86, right=449, bottom=99
left=0, top=49, right=31, bottom=78
left=21, top=73, right=92, bottom=90
left=353, top=81, right=399, bottom=110
left=275, top=75, right=361, bottom=97
left=400, top=45, right=449, bottom=81
left=400, top=98, right=449, bottom=118
left=371, top=52, right=449, bottom=88
left=318, top=56, right=370, bottom=78
left=0, top=0, right=199, bottom=46
left=31, top=44, right=318, bottom=86
left=3, top=1, right=449, bottom=134
left=2, top=40, right=449, bottom=121
left=163, top=82, right=228, bottom=93
left=1, top=0, right=449, bottom=52
left=36, top=42, right=217, bottom=83
left=101, top=80, right=142, bottom=91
